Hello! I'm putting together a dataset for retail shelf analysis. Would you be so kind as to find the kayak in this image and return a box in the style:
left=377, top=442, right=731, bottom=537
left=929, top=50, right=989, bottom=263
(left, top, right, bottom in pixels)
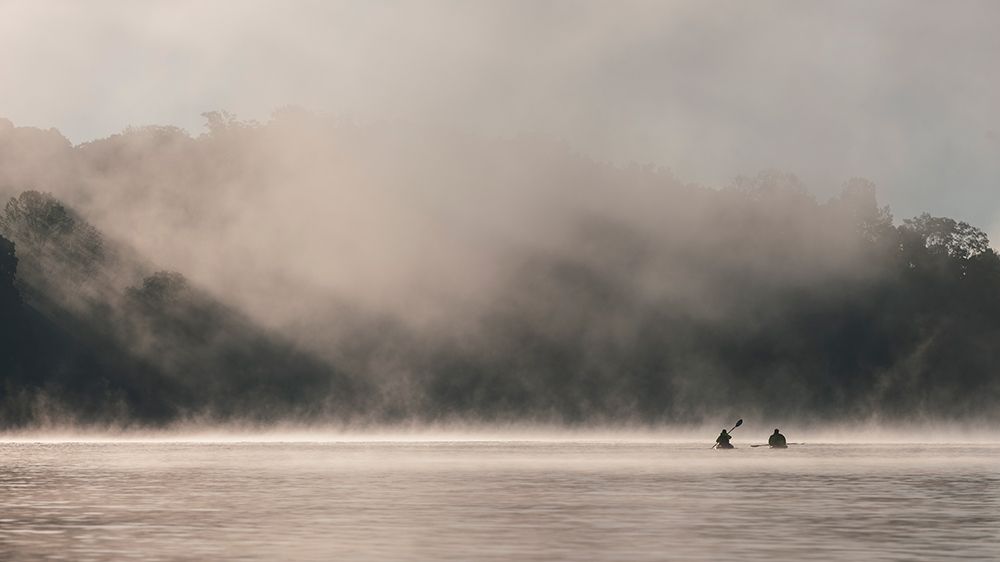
left=716, top=443, right=735, bottom=449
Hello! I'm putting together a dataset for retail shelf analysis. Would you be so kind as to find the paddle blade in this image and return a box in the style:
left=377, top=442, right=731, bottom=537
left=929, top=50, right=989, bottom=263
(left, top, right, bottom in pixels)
left=734, top=419, right=743, bottom=428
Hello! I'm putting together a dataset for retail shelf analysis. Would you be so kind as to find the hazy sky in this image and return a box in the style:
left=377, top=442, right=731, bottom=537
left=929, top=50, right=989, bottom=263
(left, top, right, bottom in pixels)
left=1, top=0, right=999, bottom=234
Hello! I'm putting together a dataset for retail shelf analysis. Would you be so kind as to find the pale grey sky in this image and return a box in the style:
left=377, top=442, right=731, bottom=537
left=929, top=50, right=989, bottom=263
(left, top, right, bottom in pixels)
left=1, top=0, right=999, bottom=235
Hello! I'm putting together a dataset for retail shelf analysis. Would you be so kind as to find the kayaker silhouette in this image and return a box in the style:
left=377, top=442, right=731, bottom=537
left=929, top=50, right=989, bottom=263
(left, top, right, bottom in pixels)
left=768, top=429, right=787, bottom=448
left=716, top=429, right=734, bottom=449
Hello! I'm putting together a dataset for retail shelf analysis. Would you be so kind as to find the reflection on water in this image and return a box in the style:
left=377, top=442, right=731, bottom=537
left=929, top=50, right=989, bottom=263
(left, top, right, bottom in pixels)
left=0, top=441, right=997, bottom=561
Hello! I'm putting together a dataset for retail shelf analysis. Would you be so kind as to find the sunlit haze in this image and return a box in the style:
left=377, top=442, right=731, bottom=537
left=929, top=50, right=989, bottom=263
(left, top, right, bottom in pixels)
left=2, top=1, right=999, bottom=233
left=2, top=3, right=999, bottom=561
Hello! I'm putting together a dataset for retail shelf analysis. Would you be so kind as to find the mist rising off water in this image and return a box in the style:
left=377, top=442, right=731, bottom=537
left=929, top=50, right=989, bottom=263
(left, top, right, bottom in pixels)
left=3, top=115, right=1000, bottom=427
left=1, top=441, right=997, bottom=561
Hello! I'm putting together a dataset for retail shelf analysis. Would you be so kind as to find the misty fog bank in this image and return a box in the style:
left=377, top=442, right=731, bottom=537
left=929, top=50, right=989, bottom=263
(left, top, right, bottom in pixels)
left=1, top=113, right=999, bottom=426
left=3, top=420, right=1000, bottom=445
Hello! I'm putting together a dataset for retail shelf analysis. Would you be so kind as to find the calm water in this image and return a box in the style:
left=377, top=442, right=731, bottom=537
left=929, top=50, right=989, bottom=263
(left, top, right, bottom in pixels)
left=0, top=440, right=997, bottom=561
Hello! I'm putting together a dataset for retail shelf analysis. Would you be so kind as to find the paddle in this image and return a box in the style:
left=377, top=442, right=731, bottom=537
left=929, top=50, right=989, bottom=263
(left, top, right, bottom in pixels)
left=712, top=418, right=743, bottom=449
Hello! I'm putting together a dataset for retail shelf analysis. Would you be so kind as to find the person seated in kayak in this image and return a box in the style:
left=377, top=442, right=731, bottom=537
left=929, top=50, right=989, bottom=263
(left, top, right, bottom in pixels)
left=768, top=429, right=787, bottom=448
left=716, top=429, right=733, bottom=448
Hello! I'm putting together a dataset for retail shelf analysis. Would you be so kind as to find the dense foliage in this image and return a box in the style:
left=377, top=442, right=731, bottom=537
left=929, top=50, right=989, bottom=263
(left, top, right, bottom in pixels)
left=0, top=191, right=361, bottom=426
left=1, top=115, right=998, bottom=425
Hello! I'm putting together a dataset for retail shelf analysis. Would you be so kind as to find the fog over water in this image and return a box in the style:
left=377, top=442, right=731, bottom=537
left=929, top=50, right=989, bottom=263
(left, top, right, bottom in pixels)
left=1, top=1, right=1000, bottom=427
left=3, top=4, right=1000, bottom=561
left=3, top=111, right=1000, bottom=426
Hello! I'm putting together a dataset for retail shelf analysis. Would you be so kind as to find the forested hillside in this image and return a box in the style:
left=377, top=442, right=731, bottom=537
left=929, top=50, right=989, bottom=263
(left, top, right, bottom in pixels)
left=1, top=115, right=999, bottom=425
left=0, top=190, right=361, bottom=426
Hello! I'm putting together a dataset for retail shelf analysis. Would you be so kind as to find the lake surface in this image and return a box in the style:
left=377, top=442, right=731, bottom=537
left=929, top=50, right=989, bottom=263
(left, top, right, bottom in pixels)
left=0, top=440, right=997, bottom=561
